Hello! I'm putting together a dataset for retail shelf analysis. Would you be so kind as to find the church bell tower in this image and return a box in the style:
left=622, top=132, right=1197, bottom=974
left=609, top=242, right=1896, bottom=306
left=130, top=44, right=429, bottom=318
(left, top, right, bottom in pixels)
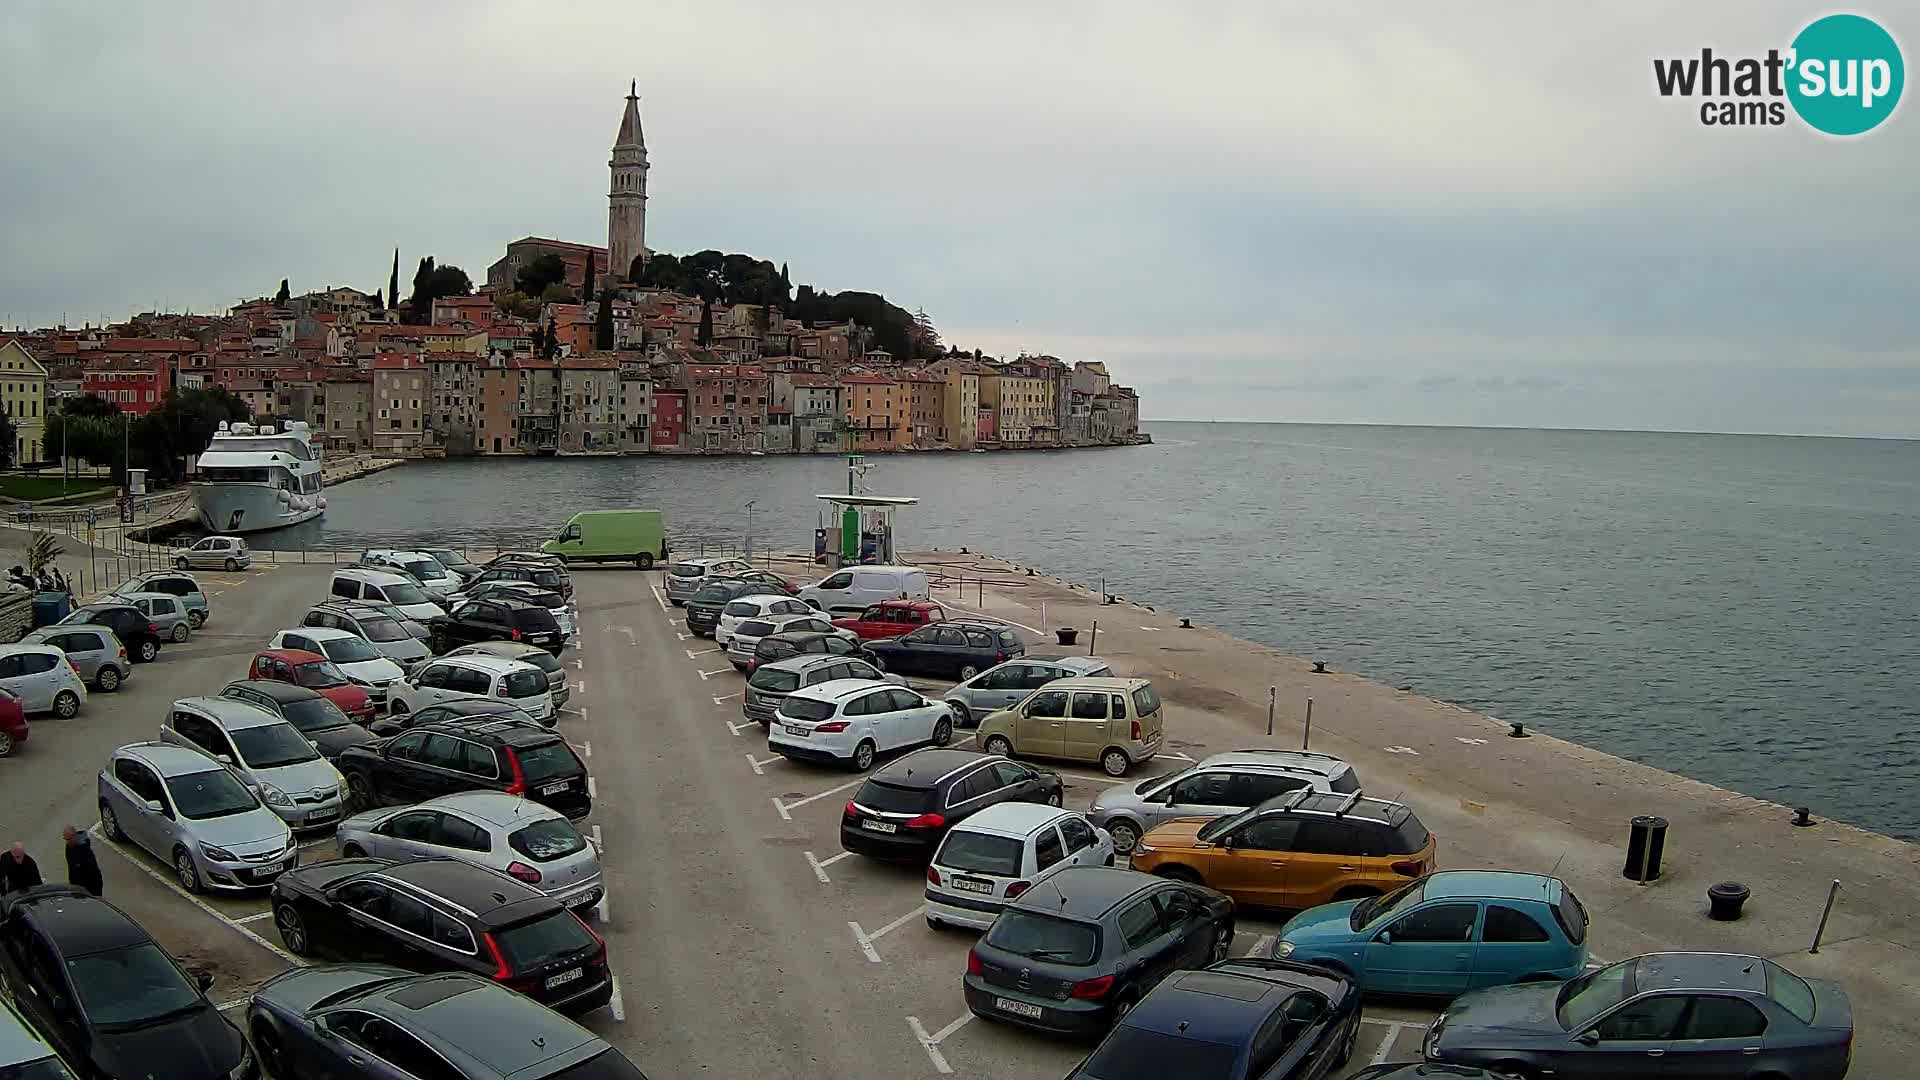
left=608, top=81, right=649, bottom=283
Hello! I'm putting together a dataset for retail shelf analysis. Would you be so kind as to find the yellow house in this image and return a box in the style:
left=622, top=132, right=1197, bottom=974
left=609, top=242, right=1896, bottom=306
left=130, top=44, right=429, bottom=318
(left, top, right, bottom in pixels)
left=0, top=339, right=49, bottom=465
left=979, top=371, right=1051, bottom=445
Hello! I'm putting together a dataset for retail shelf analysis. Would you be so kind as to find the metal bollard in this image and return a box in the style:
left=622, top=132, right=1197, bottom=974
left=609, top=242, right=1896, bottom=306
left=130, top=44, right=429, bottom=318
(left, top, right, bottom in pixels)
left=1809, top=880, right=1841, bottom=953
left=1302, top=697, right=1314, bottom=751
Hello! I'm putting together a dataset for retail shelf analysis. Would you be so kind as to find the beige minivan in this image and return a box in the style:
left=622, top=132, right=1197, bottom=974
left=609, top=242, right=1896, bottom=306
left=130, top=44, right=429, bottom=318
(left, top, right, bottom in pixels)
left=975, top=676, right=1165, bottom=777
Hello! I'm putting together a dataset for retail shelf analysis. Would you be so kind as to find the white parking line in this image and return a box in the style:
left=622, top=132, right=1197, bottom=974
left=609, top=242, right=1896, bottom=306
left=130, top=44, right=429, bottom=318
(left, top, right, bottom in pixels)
left=712, top=692, right=743, bottom=703
left=594, top=892, right=611, bottom=924
left=1164, top=751, right=1196, bottom=763
left=570, top=658, right=584, bottom=670
left=697, top=667, right=733, bottom=679
left=772, top=776, right=868, bottom=820
left=92, top=826, right=306, bottom=968
left=726, top=719, right=758, bottom=736
left=587, top=776, right=598, bottom=798
left=848, top=921, right=884, bottom=963
left=648, top=585, right=668, bottom=612
left=745, top=753, right=783, bottom=776
left=676, top=633, right=692, bottom=641
left=686, top=647, right=721, bottom=658
left=805, top=850, right=851, bottom=883
left=1369, top=1020, right=1410, bottom=1065
left=234, top=910, right=276, bottom=925
left=906, top=1013, right=971, bottom=1075
left=573, top=680, right=587, bottom=695
left=217, top=998, right=249, bottom=1012
left=579, top=741, right=592, bottom=758
left=589, top=825, right=603, bottom=853
left=609, top=977, right=626, bottom=1020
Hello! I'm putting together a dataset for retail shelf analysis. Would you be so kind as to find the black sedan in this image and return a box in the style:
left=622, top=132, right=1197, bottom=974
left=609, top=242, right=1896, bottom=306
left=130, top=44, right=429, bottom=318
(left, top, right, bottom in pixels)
left=1071, top=958, right=1362, bottom=1079
left=61, top=603, right=164, bottom=663
left=866, top=620, right=1026, bottom=680
left=219, top=680, right=377, bottom=759
left=965, top=867, right=1234, bottom=1038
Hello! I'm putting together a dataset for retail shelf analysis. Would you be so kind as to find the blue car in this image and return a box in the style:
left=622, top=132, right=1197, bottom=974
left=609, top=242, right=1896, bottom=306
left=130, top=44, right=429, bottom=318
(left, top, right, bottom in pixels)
left=1270, top=870, right=1588, bottom=997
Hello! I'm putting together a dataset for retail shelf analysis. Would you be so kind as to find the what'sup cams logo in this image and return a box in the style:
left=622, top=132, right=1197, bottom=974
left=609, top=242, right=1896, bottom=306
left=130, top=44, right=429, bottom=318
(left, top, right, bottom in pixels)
left=1654, top=13, right=1903, bottom=134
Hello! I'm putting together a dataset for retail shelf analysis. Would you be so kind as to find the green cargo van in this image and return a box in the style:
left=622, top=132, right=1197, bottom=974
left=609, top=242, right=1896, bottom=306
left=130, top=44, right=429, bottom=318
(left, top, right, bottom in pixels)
left=541, top=509, right=670, bottom=567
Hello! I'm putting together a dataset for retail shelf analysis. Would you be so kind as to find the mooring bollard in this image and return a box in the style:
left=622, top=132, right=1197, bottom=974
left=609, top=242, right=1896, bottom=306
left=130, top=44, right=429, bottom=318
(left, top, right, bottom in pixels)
left=1508, top=721, right=1529, bottom=738
left=1707, top=881, right=1751, bottom=921
left=1793, top=806, right=1816, bottom=827
left=1312, top=660, right=1327, bottom=674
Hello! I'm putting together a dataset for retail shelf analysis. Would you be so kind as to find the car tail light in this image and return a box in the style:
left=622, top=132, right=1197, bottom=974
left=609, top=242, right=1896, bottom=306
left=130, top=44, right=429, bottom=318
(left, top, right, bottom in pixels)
left=843, top=801, right=859, bottom=819
left=1130, top=719, right=1142, bottom=741
left=1070, top=974, right=1114, bottom=1000
left=510, top=627, right=522, bottom=641
left=1390, top=859, right=1426, bottom=877
left=482, top=932, right=512, bottom=980
left=994, top=651, right=1007, bottom=663
left=503, top=747, right=528, bottom=795
left=505, top=861, right=543, bottom=884
left=118, top=646, right=127, bottom=658
left=926, top=865, right=942, bottom=886
left=902, top=813, right=946, bottom=829
left=817, top=721, right=850, bottom=733
left=966, top=949, right=983, bottom=977
left=66, top=658, right=81, bottom=678
left=147, top=623, right=160, bottom=634
left=1005, top=880, right=1032, bottom=899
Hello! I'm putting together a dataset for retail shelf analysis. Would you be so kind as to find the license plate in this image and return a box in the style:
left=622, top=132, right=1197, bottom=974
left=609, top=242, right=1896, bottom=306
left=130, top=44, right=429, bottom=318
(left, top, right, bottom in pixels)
left=540, top=781, right=569, bottom=795
left=950, top=877, right=994, bottom=895
left=784, top=724, right=808, bottom=737
left=306, top=810, right=333, bottom=823
left=994, top=997, right=1044, bottom=1019
left=544, top=967, right=584, bottom=990
left=861, top=820, right=898, bottom=834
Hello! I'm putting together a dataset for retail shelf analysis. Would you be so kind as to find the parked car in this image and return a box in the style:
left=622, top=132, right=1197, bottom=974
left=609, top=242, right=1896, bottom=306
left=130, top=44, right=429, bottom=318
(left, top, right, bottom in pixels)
left=174, top=534, right=250, bottom=571
left=1273, top=871, right=1587, bottom=997
left=389, top=654, right=556, bottom=724
left=357, top=549, right=462, bottom=598
left=540, top=508, right=669, bottom=568
left=0, top=987, right=79, bottom=1080
left=1069, top=958, right=1363, bottom=1080
left=449, top=582, right=576, bottom=640
left=716, top=593, right=816, bottom=647
left=423, top=546, right=481, bottom=581
left=1426, top=952, right=1855, bottom=1080
left=725, top=612, right=849, bottom=669
left=926, top=804, right=1115, bottom=931
left=840, top=748, right=1063, bottom=861
left=832, top=599, right=949, bottom=640
left=1352, top=1067, right=1499, bottom=1080
left=769, top=678, right=955, bottom=771
left=468, top=562, right=573, bottom=604
left=114, top=591, right=193, bottom=643
left=744, top=654, right=898, bottom=729
left=798, top=564, right=929, bottom=615
left=268, top=627, right=408, bottom=709
left=328, top=568, right=446, bottom=623
left=0, top=689, right=25, bottom=757
left=1131, top=791, right=1437, bottom=910
left=219, top=680, right=378, bottom=761
left=267, top=858, right=612, bottom=1014
left=979, top=676, right=1166, bottom=777
left=367, top=698, right=539, bottom=737
left=301, top=601, right=432, bottom=667
left=248, top=649, right=376, bottom=724
left=1091, top=749, right=1362, bottom=855
left=964, top=867, right=1236, bottom=1037
left=0, top=645, right=86, bottom=719
left=336, top=717, right=591, bottom=820
left=943, top=654, right=1114, bottom=727
left=335, top=790, right=603, bottom=911
left=682, top=578, right=785, bottom=637
left=447, top=641, right=571, bottom=710
left=245, top=967, right=648, bottom=1080
left=158, top=696, right=350, bottom=833
left=60, top=602, right=162, bottom=663
left=748, top=630, right=882, bottom=674
left=0, top=884, right=252, bottom=1080
left=428, top=597, right=566, bottom=656
left=866, top=618, right=1026, bottom=681
left=97, top=741, right=298, bottom=893
left=111, top=570, right=211, bottom=627
left=729, top=568, right=799, bottom=594
left=665, top=557, right=754, bottom=605
left=20, top=625, right=131, bottom=693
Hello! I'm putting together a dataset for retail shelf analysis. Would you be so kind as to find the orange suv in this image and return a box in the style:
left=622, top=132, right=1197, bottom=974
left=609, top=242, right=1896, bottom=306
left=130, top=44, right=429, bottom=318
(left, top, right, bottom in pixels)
left=1128, top=791, right=1436, bottom=910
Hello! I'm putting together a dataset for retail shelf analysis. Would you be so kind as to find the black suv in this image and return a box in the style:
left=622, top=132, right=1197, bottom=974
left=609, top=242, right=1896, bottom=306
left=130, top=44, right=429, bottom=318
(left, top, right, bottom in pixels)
left=683, top=579, right=786, bottom=637
left=751, top=630, right=883, bottom=672
left=267, top=858, right=612, bottom=1015
left=219, top=679, right=377, bottom=760
left=62, top=602, right=164, bottom=662
left=336, top=719, right=591, bottom=820
left=470, top=562, right=572, bottom=602
left=368, top=698, right=540, bottom=736
left=864, top=618, right=1026, bottom=680
left=428, top=598, right=563, bottom=655
left=841, top=748, right=1063, bottom=860
left=0, top=884, right=253, bottom=1080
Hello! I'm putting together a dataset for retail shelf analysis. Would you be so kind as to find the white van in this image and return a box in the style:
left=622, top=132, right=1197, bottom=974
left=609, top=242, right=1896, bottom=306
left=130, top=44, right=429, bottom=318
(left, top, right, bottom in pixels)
left=798, top=565, right=929, bottom=616
left=329, top=568, right=446, bottom=623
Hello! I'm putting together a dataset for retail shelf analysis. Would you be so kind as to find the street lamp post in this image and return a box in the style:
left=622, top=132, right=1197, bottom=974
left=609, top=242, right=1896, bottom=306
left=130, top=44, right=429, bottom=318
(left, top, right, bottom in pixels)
left=743, top=500, right=756, bottom=559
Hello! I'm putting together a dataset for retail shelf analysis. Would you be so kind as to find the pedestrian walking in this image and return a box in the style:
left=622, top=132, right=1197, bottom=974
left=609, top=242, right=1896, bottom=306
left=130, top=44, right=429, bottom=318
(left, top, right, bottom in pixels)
left=0, top=842, right=42, bottom=895
left=64, top=826, right=102, bottom=897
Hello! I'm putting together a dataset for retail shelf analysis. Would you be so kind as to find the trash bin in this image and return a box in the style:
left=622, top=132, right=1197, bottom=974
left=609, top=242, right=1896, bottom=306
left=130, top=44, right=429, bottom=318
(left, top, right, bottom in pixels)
left=1707, top=881, right=1750, bottom=921
left=1056, top=627, right=1079, bottom=647
left=31, top=591, right=70, bottom=628
left=1623, top=815, right=1668, bottom=881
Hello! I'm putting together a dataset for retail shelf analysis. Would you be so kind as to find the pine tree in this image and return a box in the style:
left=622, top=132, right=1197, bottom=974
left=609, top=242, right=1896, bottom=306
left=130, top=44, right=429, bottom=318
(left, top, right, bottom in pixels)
left=583, top=251, right=597, bottom=304
left=594, top=289, right=615, bottom=351
left=388, top=249, right=400, bottom=310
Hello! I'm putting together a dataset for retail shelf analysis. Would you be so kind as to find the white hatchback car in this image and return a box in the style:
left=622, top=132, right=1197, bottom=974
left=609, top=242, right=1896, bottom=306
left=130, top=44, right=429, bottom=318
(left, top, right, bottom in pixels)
left=0, top=644, right=88, bottom=718
left=925, top=803, right=1116, bottom=931
left=389, top=654, right=556, bottom=723
left=267, top=627, right=409, bottom=709
left=767, top=678, right=955, bottom=771
left=726, top=611, right=851, bottom=669
left=715, top=594, right=814, bottom=647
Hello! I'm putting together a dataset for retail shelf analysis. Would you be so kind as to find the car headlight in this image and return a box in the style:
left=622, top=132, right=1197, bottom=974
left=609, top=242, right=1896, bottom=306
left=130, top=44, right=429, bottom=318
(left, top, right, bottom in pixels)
left=229, top=1045, right=254, bottom=1080
left=1272, top=940, right=1296, bottom=958
left=200, top=845, right=237, bottom=862
left=1132, top=842, right=1154, bottom=855
left=258, top=783, right=293, bottom=807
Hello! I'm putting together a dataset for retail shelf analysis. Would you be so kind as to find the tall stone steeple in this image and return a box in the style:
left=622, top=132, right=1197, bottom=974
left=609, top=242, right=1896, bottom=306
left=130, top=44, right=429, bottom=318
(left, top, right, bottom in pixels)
left=608, top=80, right=649, bottom=283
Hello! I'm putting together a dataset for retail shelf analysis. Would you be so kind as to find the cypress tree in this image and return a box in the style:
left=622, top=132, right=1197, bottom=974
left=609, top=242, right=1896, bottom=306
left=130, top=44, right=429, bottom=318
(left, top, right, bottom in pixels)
left=388, top=248, right=400, bottom=310
left=697, top=295, right=713, bottom=346
left=275, top=279, right=290, bottom=304
left=594, top=289, right=615, bottom=351
left=583, top=250, right=597, bottom=304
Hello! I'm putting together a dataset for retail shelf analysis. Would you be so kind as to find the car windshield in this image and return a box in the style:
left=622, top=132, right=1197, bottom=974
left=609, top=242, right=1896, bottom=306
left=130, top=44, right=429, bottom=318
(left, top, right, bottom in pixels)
left=509, top=819, right=588, bottom=862
left=230, top=723, right=320, bottom=768
left=1077, top=1026, right=1239, bottom=1080
left=492, top=912, right=594, bottom=968
left=295, top=660, right=348, bottom=689
left=514, top=741, right=581, bottom=783
left=737, top=620, right=777, bottom=637
left=319, top=637, right=380, bottom=664
left=749, top=668, right=801, bottom=693
left=779, top=697, right=836, bottom=722
left=936, top=832, right=1024, bottom=877
left=984, top=911, right=1099, bottom=965
left=504, top=670, right=548, bottom=698
left=282, top=697, right=353, bottom=733
left=426, top=549, right=467, bottom=566
left=1356, top=878, right=1426, bottom=929
left=402, top=560, right=443, bottom=580
left=382, top=583, right=429, bottom=605
left=165, top=769, right=259, bottom=819
left=1196, top=806, right=1260, bottom=842
left=692, top=584, right=735, bottom=602
left=669, top=564, right=706, bottom=578
left=539, top=1049, right=648, bottom=1080
left=0, top=1055, right=76, bottom=1080
left=515, top=589, right=565, bottom=609
left=1556, top=960, right=1635, bottom=1031
left=65, top=943, right=201, bottom=1030
left=355, top=616, right=411, bottom=643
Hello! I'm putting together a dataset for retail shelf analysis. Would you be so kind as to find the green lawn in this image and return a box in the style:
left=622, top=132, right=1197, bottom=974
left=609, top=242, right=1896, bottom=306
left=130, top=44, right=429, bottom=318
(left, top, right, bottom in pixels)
left=0, top=474, right=116, bottom=501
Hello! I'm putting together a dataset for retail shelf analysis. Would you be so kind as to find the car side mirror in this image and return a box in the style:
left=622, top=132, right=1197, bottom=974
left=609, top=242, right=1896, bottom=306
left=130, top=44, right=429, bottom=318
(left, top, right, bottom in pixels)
left=1376, top=930, right=1393, bottom=945
left=195, top=971, right=215, bottom=993
left=1218, top=833, right=1235, bottom=850
left=144, top=799, right=165, bottom=813
left=216, top=754, right=233, bottom=766
left=1576, top=1029, right=1600, bottom=1047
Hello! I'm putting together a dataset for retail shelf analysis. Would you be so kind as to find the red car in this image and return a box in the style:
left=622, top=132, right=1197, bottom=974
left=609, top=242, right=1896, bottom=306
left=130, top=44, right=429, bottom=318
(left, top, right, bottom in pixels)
left=249, top=649, right=375, bottom=723
left=831, top=599, right=948, bottom=641
left=0, top=688, right=25, bottom=756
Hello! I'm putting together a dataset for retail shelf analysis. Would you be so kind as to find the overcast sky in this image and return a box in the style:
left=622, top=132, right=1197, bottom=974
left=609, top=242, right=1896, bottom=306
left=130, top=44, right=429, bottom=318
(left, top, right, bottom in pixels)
left=3, top=1, right=1915, bottom=436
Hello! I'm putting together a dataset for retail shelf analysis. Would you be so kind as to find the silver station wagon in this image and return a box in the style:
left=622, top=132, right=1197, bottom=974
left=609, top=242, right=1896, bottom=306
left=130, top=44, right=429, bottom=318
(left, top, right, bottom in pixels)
left=334, top=790, right=605, bottom=911
left=942, top=654, right=1113, bottom=728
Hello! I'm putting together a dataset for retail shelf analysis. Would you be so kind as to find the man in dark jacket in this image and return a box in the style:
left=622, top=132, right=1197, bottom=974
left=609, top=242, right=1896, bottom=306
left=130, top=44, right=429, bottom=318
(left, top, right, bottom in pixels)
left=0, top=842, right=42, bottom=895
left=64, top=826, right=103, bottom=897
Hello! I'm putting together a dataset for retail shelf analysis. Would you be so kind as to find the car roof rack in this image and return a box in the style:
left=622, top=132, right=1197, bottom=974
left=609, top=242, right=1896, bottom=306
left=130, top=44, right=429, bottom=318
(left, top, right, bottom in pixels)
left=1230, top=748, right=1343, bottom=763
left=1329, top=792, right=1366, bottom=817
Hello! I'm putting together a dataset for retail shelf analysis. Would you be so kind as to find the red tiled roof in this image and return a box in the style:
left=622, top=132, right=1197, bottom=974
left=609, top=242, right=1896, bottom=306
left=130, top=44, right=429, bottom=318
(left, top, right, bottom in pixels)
left=102, top=338, right=197, bottom=352
left=372, top=354, right=420, bottom=370
left=560, top=356, right=618, bottom=370
left=788, top=374, right=841, bottom=388
left=841, top=375, right=896, bottom=385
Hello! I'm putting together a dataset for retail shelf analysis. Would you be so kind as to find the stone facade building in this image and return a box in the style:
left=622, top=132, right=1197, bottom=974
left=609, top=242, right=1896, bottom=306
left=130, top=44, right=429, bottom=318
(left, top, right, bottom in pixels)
left=559, top=356, right=620, bottom=453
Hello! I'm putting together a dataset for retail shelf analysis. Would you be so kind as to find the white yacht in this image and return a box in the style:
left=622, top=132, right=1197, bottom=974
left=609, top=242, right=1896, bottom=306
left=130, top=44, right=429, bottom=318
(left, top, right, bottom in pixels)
left=191, top=420, right=327, bottom=533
